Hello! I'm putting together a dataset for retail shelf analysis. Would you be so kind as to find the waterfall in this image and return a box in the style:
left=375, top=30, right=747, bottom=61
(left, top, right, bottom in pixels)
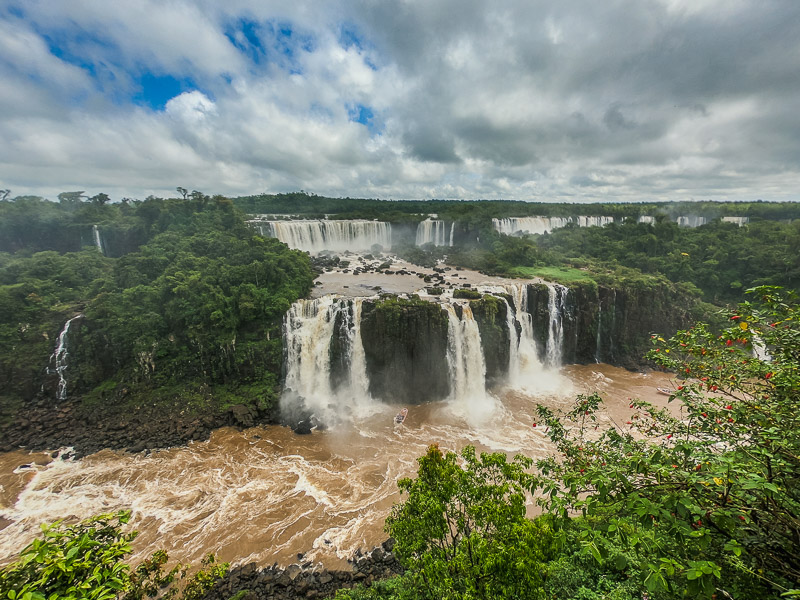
left=609, top=289, right=617, bottom=361
left=575, top=216, right=616, bottom=228
left=48, top=315, right=82, bottom=401
left=502, top=284, right=544, bottom=380
left=92, top=225, right=105, bottom=256
left=545, top=284, right=568, bottom=367
left=282, top=296, right=374, bottom=424
left=752, top=334, right=772, bottom=363
left=444, top=304, right=493, bottom=421
left=595, top=298, right=603, bottom=363
left=449, top=222, right=455, bottom=247
left=676, top=216, right=707, bottom=227
left=338, top=298, right=371, bottom=400
left=256, top=220, right=392, bottom=253
left=415, top=220, right=449, bottom=246
left=638, top=216, right=655, bottom=224
left=721, top=216, right=749, bottom=226
left=492, top=216, right=614, bottom=236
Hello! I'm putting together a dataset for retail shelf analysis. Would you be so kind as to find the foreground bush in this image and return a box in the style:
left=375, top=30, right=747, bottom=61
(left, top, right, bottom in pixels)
left=386, top=445, right=555, bottom=600
left=0, top=511, right=228, bottom=600
left=536, top=286, right=800, bottom=598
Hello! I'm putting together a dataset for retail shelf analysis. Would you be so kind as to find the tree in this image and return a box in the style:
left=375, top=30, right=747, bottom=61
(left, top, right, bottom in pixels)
left=386, top=445, right=554, bottom=600
left=0, top=511, right=136, bottom=600
left=58, top=191, right=86, bottom=206
left=91, top=193, right=111, bottom=206
left=0, top=511, right=229, bottom=600
left=176, top=187, right=188, bottom=200
left=535, top=286, right=800, bottom=599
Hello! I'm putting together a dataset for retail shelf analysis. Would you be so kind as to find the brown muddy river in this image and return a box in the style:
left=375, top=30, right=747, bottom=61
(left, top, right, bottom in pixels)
left=0, top=365, right=676, bottom=570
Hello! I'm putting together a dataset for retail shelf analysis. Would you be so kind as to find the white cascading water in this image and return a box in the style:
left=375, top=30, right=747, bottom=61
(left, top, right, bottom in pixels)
left=449, top=222, right=455, bottom=246
left=752, top=334, right=772, bottom=363
left=638, top=216, right=655, bottom=224
left=257, top=220, right=392, bottom=253
left=595, top=298, right=603, bottom=364
left=415, top=220, right=451, bottom=246
left=337, top=298, right=371, bottom=401
left=492, top=216, right=614, bottom=236
left=721, top=216, right=749, bottom=226
left=545, top=284, right=568, bottom=367
left=48, top=315, right=82, bottom=401
left=92, top=225, right=105, bottom=256
left=676, top=216, right=707, bottom=228
left=502, top=284, right=544, bottom=382
left=443, top=303, right=493, bottom=422
left=282, top=297, right=374, bottom=424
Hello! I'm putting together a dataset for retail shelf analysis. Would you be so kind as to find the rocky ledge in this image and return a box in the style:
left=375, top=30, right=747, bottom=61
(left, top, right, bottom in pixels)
left=0, top=396, right=267, bottom=458
left=202, top=540, right=403, bottom=600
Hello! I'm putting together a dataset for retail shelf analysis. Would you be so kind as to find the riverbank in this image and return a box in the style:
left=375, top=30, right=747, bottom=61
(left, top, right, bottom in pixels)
left=0, top=394, right=267, bottom=457
left=202, top=541, right=403, bottom=600
left=0, top=366, right=678, bottom=571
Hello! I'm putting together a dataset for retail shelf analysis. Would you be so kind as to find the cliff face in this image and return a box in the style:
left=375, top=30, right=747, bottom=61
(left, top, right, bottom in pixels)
left=359, top=298, right=450, bottom=403
left=469, top=295, right=511, bottom=385
left=526, top=280, right=697, bottom=369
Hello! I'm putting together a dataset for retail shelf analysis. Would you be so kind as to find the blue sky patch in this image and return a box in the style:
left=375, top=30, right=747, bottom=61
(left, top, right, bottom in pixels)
left=224, top=18, right=315, bottom=75
left=348, top=103, right=383, bottom=135
left=338, top=23, right=378, bottom=71
left=133, top=74, right=201, bottom=110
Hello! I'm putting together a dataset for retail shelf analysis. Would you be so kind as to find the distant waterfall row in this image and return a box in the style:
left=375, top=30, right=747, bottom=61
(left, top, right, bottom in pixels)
left=254, top=220, right=393, bottom=253
left=492, top=216, right=615, bottom=236
left=416, top=220, right=454, bottom=246
left=280, top=282, right=570, bottom=423
left=493, top=215, right=749, bottom=235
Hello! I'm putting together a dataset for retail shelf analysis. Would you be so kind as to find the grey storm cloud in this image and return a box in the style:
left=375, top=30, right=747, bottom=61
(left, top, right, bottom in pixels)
left=1, top=0, right=799, bottom=201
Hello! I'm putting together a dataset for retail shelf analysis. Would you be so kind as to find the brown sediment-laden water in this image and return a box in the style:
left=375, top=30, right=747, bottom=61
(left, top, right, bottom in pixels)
left=0, top=364, right=675, bottom=570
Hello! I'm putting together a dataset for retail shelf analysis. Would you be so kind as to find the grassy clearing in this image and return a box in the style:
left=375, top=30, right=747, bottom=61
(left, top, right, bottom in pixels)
left=508, top=265, right=594, bottom=282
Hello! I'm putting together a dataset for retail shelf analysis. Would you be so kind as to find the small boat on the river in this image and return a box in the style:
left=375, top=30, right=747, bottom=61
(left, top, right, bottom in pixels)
left=657, top=387, right=675, bottom=396
left=394, top=408, right=408, bottom=425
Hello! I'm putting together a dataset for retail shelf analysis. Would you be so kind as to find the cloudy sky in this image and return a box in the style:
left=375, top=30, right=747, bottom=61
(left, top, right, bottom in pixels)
left=1, top=0, right=799, bottom=202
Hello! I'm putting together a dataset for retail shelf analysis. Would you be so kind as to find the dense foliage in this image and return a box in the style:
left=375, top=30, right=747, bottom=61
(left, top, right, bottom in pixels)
left=443, top=217, right=800, bottom=303
left=386, top=445, right=554, bottom=600
left=233, top=192, right=800, bottom=224
left=0, top=194, right=314, bottom=423
left=0, top=512, right=228, bottom=600
left=339, top=287, right=799, bottom=600
left=535, top=286, right=800, bottom=599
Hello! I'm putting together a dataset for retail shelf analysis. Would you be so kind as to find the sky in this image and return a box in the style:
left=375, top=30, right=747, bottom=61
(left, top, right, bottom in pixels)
left=1, top=0, right=799, bottom=202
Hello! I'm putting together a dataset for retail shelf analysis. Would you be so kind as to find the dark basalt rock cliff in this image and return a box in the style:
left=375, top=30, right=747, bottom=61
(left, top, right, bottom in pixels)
left=469, top=294, right=511, bottom=385
left=359, top=298, right=450, bottom=403
left=1, top=280, right=702, bottom=454
left=527, top=280, right=698, bottom=369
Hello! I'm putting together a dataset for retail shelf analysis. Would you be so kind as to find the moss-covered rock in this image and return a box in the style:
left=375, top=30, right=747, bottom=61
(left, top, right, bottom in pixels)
left=453, top=288, right=482, bottom=299
left=469, top=295, right=510, bottom=384
left=360, top=296, right=450, bottom=403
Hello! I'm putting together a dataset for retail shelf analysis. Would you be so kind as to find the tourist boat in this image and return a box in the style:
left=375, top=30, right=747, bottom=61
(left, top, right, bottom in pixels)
left=394, top=408, right=408, bottom=425
left=656, top=387, right=675, bottom=396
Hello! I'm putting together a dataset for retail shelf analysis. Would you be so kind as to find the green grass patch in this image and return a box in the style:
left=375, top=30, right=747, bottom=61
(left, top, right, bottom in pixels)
left=508, top=265, right=594, bottom=283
